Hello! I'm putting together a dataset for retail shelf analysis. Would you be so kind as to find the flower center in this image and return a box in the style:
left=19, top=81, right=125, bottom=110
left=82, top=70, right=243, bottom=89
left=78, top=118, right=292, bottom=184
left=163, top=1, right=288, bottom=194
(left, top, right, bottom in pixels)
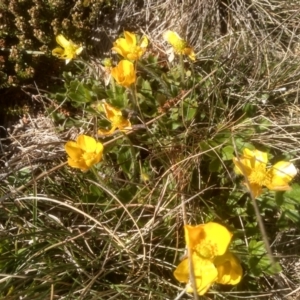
left=248, top=165, right=268, bottom=186
left=82, top=152, right=98, bottom=167
left=246, top=164, right=274, bottom=188
left=194, top=242, right=217, bottom=260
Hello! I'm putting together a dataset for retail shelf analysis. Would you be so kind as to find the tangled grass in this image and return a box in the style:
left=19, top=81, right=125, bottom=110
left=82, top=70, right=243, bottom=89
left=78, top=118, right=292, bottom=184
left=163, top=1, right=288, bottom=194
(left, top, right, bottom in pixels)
left=1, top=0, right=300, bottom=299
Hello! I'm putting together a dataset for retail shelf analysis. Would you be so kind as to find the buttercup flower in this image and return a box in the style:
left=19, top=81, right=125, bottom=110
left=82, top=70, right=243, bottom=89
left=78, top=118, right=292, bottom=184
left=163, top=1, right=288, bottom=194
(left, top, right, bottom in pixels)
left=233, top=148, right=297, bottom=198
left=65, top=135, right=103, bottom=172
left=98, top=101, right=132, bottom=136
left=174, top=222, right=242, bottom=295
left=163, top=30, right=195, bottom=61
left=52, top=34, right=83, bottom=64
left=111, top=60, right=136, bottom=88
left=112, top=31, right=148, bottom=61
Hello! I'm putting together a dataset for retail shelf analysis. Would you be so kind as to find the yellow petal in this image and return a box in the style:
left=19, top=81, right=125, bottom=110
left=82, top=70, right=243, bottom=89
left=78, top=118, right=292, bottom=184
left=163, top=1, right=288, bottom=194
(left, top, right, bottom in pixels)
left=52, top=47, right=65, bottom=58
left=111, top=60, right=136, bottom=88
left=76, top=135, right=98, bottom=152
left=124, top=31, right=136, bottom=47
left=173, top=257, right=189, bottom=283
left=102, top=101, right=122, bottom=120
left=174, top=253, right=218, bottom=295
left=184, top=222, right=232, bottom=258
left=98, top=128, right=116, bottom=136
left=163, top=30, right=182, bottom=47
left=115, top=117, right=131, bottom=131
left=247, top=182, right=263, bottom=198
left=214, top=252, right=243, bottom=285
left=75, top=46, right=83, bottom=56
left=56, top=34, right=70, bottom=48
left=267, top=161, right=297, bottom=191
left=82, top=151, right=102, bottom=167
left=184, top=47, right=196, bottom=61
left=67, top=157, right=88, bottom=172
left=244, top=148, right=268, bottom=169
left=139, top=35, right=148, bottom=48
left=192, top=255, right=218, bottom=295
left=112, top=39, right=130, bottom=57
left=94, top=141, right=104, bottom=155
left=65, top=141, right=82, bottom=160
left=253, top=149, right=268, bottom=167
left=232, top=157, right=252, bottom=177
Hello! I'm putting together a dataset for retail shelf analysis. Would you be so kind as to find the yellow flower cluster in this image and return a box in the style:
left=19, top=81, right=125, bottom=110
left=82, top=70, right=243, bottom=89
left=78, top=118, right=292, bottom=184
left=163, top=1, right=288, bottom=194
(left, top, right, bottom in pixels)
left=56, top=32, right=298, bottom=298
left=65, top=101, right=132, bottom=171
left=110, top=31, right=148, bottom=88
left=174, top=222, right=242, bottom=295
left=52, top=30, right=196, bottom=85
left=233, top=148, right=297, bottom=198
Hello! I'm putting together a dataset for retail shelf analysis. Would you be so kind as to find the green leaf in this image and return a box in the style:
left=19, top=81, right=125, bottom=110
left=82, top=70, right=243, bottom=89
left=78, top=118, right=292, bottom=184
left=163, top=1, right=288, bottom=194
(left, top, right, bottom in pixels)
left=117, top=146, right=134, bottom=179
left=243, top=102, right=257, bottom=116
left=248, top=256, right=281, bottom=276
left=182, top=98, right=197, bottom=121
left=68, top=80, right=94, bottom=105
left=284, top=184, right=300, bottom=204
left=140, top=79, right=152, bottom=96
left=221, top=145, right=234, bottom=160
left=282, top=209, right=300, bottom=223
left=199, top=140, right=219, bottom=158
left=248, top=240, right=282, bottom=275
left=249, top=240, right=265, bottom=256
left=275, top=191, right=285, bottom=207
left=172, top=122, right=181, bottom=130
left=234, top=139, right=254, bottom=152
left=106, top=85, right=128, bottom=106
left=89, top=184, right=103, bottom=196
left=209, top=158, right=221, bottom=172
left=256, top=117, right=272, bottom=132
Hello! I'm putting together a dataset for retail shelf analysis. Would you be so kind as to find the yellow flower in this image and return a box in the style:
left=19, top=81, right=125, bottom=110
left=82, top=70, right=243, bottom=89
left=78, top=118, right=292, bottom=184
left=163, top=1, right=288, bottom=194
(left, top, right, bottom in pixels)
left=111, top=60, right=136, bottom=88
left=52, top=34, right=83, bottom=64
left=98, top=101, right=132, bottom=136
left=163, top=30, right=195, bottom=61
left=233, top=148, right=297, bottom=198
left=65, top=135, right=103, bottom=172
left=174, top=222, right=242, bottom=296
left=112, top=31, right=148, bottom=60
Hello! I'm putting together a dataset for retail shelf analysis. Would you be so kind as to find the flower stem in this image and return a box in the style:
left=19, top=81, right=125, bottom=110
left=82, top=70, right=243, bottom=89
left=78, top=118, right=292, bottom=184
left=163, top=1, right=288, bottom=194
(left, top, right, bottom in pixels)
left=122, top=131, right=139, bottom=181
left=179, top=54, right=185, bottom=84
left=110, top=76, right=116, bottom=100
